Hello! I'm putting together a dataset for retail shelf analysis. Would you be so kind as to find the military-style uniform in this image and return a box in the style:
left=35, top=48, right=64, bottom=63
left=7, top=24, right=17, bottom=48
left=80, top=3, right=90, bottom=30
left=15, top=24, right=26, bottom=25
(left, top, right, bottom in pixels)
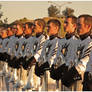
left=2, top=37, right=10, bottom=58
left=22, top=33, right=48, bottom=90
left=82, top=50, right=92, bottom=91
left=7, top=35, right=19, bottom=67
left=35, top=35, right=60, bottom=77
left=23, top=33, right=48, bottom=70
left=34, top=34, right=60, bottom=91
left=12, top=35, right=28, bottom=88
left=7, top=35, right=20, bottom=83
left=61, top=34, right=79, bottom=91
left=77, top=34, right=92, bottom=91
left=15, top=35, right=26, bottom=58
left=34, top=33, right=48, bottom=61
left=49, top=33, right=80, bottom=91
left=8, top=35, right=19, bottom=57
left=61, top=33, right=92, bottom=91
left=22, top=35, right=35, bottom=90
left=0, top=29, right=10, bottom=74
left=1, top=37, right=10, bottom=61
left=76, top=34, right=92, bottom=75
left=50, top=34, right=79, bottom=75
left=23, top=35, right=34, bottom=57
left=6, top=35, right=17, bottom=55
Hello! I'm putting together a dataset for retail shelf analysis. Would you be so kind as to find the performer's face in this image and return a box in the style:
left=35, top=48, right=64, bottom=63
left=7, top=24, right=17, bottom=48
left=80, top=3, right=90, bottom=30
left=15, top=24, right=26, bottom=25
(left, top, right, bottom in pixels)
left=24, top=24, right=33, bottom=35
left=64, top=18, right=76, bottom=33
left=77, top=17, right=91, bottom=35
left=34, top=21, right=43, bottom=34
left=47, top=22, right=59, bottom=36
left=16, top=24, right=23, bottom=35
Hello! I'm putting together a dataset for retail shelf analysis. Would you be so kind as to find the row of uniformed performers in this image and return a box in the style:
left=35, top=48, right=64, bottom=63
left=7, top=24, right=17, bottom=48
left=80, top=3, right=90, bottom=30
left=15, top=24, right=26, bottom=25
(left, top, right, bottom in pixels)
left=0, top=14, right=92, bottom=91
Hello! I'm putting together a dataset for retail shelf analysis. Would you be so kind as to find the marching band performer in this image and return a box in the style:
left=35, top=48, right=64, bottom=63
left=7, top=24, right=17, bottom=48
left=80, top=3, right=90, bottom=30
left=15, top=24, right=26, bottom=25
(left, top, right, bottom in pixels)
left=61, top=14, right=92, bottom=91
left=22, top=18, right=47, bottom=90
left=12, top=23, right=26, bottom=88
left=35, top=19, right=61, bottom=91
left=22, top=22, right=35, bottom=90
left=79, top=15, right=92, bottom=91
left=50, top=16, right=79, bottom=91
left=1, top=28, right=10, bottom=76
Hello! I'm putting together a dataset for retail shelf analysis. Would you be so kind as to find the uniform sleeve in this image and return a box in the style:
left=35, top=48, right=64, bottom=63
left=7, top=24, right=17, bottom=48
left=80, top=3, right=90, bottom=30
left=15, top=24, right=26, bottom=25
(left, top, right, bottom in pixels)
left=50, top=38, right=66, bottom=66
left=38, top=40, right=49, bottom=63
left=86, top=51, right=92, bottom=72
left=6, top=37, right=14, bottom=54
left=76, top=41, right=92, bottom=74
left=15, top=38, right=25, bottom=58
left=47, top=38, right=64, bottom=66
left=34, top=35, right=46, bottom=61
left=9, top=37, right=18, bottom=56
left=24, top=37, right=33, bottom=57
left=29, top=37, right=37, bottom=56
left=66, top=39, right=80, bottom=67
left=2, top=38, right=9, bottom=52
left=6, top=38, right=11, bottom=53
left=21, top=39, right=27, bottom=57
left=48, top=39, right=58, bottom=64
left=53, top=46, right=65, bottom=66
left=13, top=38, right=20, bottom=57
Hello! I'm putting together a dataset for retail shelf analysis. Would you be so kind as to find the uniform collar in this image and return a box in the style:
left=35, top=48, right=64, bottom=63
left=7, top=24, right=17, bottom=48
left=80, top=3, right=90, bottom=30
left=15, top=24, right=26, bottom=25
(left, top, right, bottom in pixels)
left=49, top=34, right=58, bottom=40
left=36, top=32, right=42, bottom=38
left=79, top=32, right=90, bottom=40
left=15, top=34, right=23, bottom=38
left=25, top=34, right=31, bottom=39
left=65, top=33, right=74, bottom=40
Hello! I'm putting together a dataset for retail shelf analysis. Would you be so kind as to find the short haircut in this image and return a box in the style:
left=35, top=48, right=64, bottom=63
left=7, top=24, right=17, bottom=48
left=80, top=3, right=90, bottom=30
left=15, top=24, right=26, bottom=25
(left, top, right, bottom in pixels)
left=34, top=18, right=46, bottom=30
left=47, top=19, right=61, bottom=30
left=67, top=16, right=77, bottom=24
left=78, top=14, right=92, bottom=26
left=12, top=22, right=23, bottom=28
left=25, top=22, right=34, bottom=28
